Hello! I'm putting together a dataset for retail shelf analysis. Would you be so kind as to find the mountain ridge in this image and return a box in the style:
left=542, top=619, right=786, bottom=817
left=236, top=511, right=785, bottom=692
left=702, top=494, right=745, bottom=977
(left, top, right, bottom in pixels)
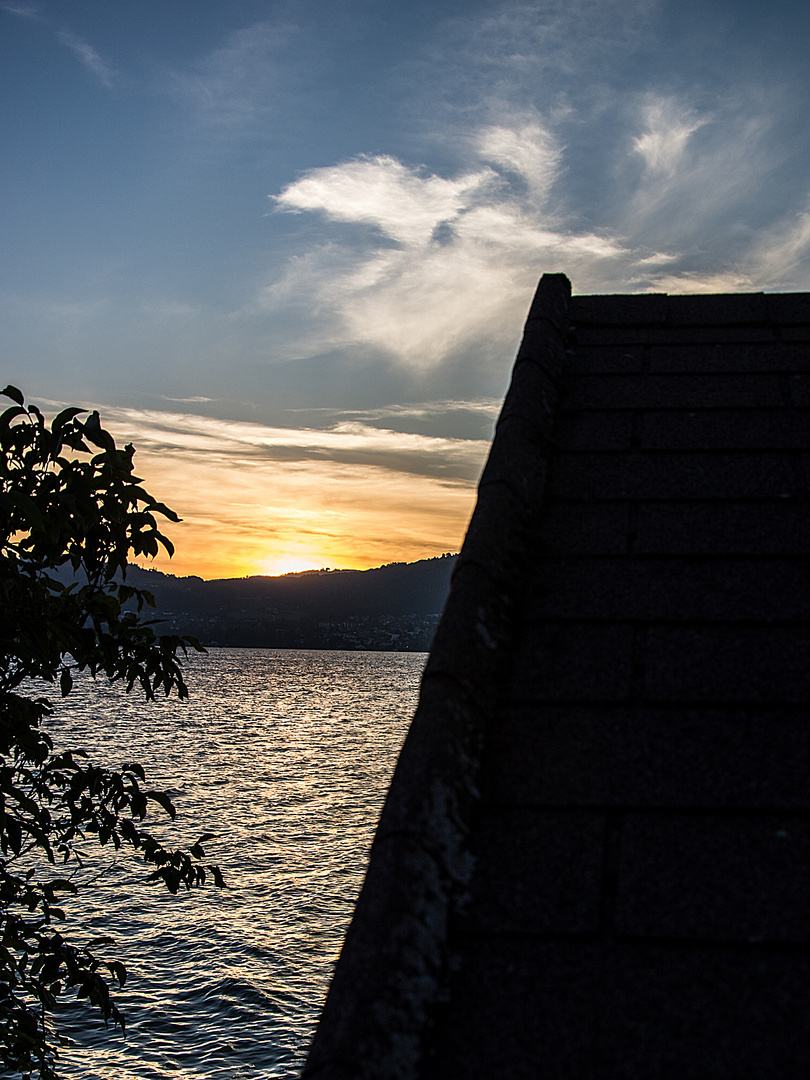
left=125, top=554, right=458, bottom=651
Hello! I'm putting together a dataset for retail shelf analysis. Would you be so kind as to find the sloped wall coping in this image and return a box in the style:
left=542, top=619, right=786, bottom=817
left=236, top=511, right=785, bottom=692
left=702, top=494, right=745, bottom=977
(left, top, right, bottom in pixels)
left=301, top=273, right=572, bottom=1080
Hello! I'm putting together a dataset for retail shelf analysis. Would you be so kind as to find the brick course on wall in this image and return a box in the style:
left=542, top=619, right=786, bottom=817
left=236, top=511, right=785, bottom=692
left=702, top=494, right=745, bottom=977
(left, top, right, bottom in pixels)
left=424, top=283, right=810, bottom=1079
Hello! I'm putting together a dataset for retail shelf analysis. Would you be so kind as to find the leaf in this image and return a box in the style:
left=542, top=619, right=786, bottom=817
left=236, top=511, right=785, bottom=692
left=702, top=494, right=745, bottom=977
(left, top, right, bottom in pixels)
left=157, top=533, right=175, bottom=558
left=106, top=961, right=127, bottom=987
left=0, top=404, right=26, bottom=429
left=5, top=816, right=22, bottom=856
left=82, top=411, right=116, bottom=451
left=8, top=489, right=45, bottom=531
left=52, top=406, right=85, bottom=431
left=47, top=879, right=78, bottom=893
left=2, top=384, right=24, bottom=405
left=119, top=818, right=141, bottom=846
left=146, top=790, right=176, bottom=820
left=0, top=389, right=191, bottom=1071
left=149, top=501, right=181, bottom=523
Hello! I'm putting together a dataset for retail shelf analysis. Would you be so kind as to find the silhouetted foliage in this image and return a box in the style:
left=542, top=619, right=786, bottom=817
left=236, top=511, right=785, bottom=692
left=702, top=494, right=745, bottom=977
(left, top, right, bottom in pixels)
left=0, top=386, right=222, bottom=1080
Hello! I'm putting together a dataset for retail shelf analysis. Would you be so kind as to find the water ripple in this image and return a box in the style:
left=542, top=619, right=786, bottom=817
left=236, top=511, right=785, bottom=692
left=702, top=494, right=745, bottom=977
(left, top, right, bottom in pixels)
left=40, top=648, right=423, bottom=1079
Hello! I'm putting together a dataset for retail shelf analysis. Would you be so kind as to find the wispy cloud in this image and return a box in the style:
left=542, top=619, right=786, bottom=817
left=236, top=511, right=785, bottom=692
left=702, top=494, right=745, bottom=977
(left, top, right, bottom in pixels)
left=160, top=395, right=216, bottom=404
left=34, top=402, right=483, bottom=578
left=754, top=206, right=810, bottom=288
left=479, top=122, right=562, bottom=200
left=261, top=62, right=810, bottom=370
left=2, top=3, right=43, bottom=21
left=632, top=97, right=708, bottom=175
left=416, top=0, right=658, bottom=130
left=290, top=398, right=500, bottom=415
left=263, top=116, right=662, bottom=367
left=2, top=3, right=116, bottom=86
left=99, top=406, right=489, bottom=483
left=164, top=19, right=293, bottom=135
left=344, top=399, right=503, bottom=423
left=57, top=28, right=115, bottom=87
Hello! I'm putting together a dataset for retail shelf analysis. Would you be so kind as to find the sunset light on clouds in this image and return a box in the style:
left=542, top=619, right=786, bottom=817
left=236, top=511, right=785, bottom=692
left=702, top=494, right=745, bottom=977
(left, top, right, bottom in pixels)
left=3, top=0, right=810, bottom=578
left=85, top=403, right=493, bottom=578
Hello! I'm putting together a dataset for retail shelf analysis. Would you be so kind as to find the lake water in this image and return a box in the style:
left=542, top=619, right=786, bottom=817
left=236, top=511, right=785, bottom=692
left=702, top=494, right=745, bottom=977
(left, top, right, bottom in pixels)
left=42, top=648, right=425, bottom=1080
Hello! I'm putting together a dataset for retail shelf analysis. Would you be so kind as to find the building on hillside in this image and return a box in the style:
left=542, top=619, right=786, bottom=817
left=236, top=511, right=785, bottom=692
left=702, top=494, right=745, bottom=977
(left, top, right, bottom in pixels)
left=302, top=274, right=810, bottom=1079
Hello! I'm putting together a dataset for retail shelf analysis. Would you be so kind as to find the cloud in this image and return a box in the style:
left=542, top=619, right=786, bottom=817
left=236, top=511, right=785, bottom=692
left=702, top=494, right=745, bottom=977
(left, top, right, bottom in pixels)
left=620, top=94, right=776, bottom=236
left=160, top=396, right=216, bottom=404
left=57, top=28, right=115, bottom=87
left=143, top=446, right=474, bottom=579
left=2, top=3, right=43, bottom=21
left=744, top=205, right=810, bottom=291
left=278, top=398, right=504, bottom=443
left=479, top=122, right=562, bottom=200
left=612, top=87, right=810, bottom=294
left=264, top=118, right=666, bottom=366
left=344, top=399, right=503, bottom=423
left=266, top=118, right=640, bottom=364
left=164, top=19, right=292, bottom=134
left=277, top=155, right=497, bottom=246
left=2, top=4, right=116, bottom=86
left=97, top=406, right=489, bottom=484
left=632, top=97, right=708, bottom=175
left=416, top=0, right=657, bottom=125
left=33, top=401, right=485, bottom=578
left=643, top=270, right=756, bottom=295
left=261, top=61, right=810, bottom=363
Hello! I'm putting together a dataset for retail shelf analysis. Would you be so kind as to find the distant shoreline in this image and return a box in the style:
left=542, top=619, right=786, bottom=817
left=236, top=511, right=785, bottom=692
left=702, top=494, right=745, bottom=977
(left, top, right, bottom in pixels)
left=124, top=554, right=457, bottom=652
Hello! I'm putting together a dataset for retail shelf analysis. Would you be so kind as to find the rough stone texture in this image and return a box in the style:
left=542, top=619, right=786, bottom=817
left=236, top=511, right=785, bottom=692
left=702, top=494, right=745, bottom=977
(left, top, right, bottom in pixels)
left=561, top=372, right=784, bottom=409
left=459, top=807, right=605, bottom=934
left=302, top=279, right=810, bottom=1079
left=486, top=705, right=810, bottom=808
left=548, top=450, right=796, bottom=500
left=302, top=273, right=573, bottom=1080
left=424, top=941, right=810, bottom=1080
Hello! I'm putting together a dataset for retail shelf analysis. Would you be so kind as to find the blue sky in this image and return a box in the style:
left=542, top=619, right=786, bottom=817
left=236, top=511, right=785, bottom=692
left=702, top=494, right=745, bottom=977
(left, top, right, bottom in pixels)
left=3, top=0, right=810, bottom=576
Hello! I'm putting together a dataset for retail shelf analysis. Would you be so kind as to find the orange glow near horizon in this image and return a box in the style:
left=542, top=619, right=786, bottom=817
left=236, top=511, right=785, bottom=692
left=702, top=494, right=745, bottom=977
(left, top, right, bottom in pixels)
left=132, top=463, right=475, bottom=578
left=257, top=552, right=334, bottom=577
left=108, top=409, right=485, bottom=580
left=133, top=469, right=474, bottom=579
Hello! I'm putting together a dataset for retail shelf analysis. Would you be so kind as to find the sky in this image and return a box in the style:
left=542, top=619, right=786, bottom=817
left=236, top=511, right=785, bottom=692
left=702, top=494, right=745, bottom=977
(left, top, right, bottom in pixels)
left=3, top=0, right=810, bottom=579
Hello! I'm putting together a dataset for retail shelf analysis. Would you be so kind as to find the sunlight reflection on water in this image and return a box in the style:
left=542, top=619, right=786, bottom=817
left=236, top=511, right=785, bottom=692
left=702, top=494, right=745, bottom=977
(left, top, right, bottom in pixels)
left=44, top=648, right=424, bottom=1080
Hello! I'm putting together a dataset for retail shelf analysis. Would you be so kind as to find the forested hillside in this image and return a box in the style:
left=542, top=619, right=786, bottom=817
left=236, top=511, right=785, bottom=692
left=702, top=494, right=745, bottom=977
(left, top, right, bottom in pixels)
left=125, top=554, right=458, bottom=650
